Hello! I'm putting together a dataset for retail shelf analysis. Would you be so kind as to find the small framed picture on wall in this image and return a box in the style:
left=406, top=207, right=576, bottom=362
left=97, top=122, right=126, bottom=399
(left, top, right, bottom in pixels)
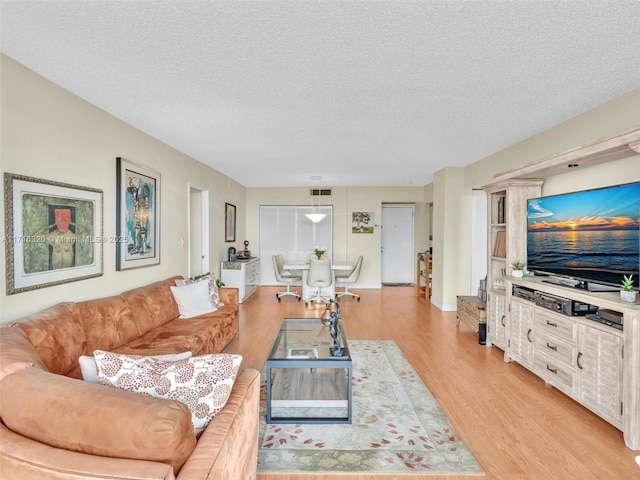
left=225, top=202, right=236, bottom=242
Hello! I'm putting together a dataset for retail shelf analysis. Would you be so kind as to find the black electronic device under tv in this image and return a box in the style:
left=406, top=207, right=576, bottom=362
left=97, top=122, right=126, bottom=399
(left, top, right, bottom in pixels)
left=526, top=182, right=640, bottom=292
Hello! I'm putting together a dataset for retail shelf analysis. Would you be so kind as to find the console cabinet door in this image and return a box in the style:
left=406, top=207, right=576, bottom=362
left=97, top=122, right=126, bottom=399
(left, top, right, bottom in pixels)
left=245, top=259, right=260, bottom=299
left=487, top=293, right=506, bottom=349
left=508, top=297, right=534, bottom=367
left=577, top=323, right=623, bottom=426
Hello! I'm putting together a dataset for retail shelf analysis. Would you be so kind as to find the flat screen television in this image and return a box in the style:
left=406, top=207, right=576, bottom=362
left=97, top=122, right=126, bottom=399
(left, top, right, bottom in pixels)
left=527, top=182, right=640, bottom=292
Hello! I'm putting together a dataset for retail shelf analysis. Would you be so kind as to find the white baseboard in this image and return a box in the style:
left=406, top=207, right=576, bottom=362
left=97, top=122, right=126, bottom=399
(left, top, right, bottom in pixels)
left=431, top=297, right=457, bottom=311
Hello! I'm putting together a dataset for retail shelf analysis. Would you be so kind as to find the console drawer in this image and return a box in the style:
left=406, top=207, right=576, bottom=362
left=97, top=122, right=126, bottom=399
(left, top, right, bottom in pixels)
left=534, top=329, right=576, bottom=365
left=534, top=309, right=576, bottom=342
left=534, top=349, right=576, bottom=394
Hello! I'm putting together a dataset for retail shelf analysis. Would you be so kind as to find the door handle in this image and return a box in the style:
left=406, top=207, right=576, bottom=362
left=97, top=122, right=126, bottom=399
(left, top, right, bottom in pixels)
left=577, top=352, right=583, bottom=370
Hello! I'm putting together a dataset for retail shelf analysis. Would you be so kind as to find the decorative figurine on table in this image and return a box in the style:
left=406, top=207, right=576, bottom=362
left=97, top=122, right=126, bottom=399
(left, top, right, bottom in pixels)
left=322, top=299, right=345, bottom=357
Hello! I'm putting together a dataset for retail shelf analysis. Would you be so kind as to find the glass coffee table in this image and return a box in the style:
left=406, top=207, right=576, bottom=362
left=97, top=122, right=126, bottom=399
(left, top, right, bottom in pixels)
left=266, top=318, right=352, bottom=424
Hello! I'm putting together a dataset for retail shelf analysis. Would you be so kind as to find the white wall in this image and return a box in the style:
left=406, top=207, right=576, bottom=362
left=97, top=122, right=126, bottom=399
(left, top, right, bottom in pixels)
left=0, top=55, right=246, bottom=323
left=470, top=189, right=487, bottom=294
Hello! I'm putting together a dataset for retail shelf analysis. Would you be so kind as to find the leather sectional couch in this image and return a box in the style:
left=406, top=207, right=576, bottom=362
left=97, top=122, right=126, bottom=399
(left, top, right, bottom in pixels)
left=0, top=276, right=260, bottom=480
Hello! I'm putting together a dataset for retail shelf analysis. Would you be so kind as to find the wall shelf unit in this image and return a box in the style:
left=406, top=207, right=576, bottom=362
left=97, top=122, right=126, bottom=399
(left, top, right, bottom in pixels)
left=482, top=127, right=640, bottom=451
left=483, top=179, right=542, bottom=347
left=416, top=252, right=432, bottom=299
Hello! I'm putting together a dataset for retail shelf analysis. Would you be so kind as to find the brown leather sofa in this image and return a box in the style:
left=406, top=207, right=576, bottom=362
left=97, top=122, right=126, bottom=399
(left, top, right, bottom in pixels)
left=0, top=276, right=260, bottom=480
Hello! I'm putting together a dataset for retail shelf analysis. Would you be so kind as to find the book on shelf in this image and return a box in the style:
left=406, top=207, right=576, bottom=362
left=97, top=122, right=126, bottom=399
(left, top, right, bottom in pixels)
left=493, top=231, right=506, bottom=257
left=497, top=195, right=506, bottom=224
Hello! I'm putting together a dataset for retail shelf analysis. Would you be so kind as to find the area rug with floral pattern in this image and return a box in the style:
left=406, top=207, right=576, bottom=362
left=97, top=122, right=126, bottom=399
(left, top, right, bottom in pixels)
left=257, top=340, right=484, bottom=475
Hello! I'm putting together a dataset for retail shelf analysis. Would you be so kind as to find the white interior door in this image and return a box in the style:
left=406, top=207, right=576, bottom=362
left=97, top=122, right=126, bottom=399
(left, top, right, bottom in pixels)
left=188, top=184, right=209, bottom=278
left=381, top=204, right=415, bottom=284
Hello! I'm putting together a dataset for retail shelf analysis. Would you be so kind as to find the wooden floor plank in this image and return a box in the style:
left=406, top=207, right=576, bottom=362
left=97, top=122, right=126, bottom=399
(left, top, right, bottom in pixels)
left=225, top=286, right=639, bottom=480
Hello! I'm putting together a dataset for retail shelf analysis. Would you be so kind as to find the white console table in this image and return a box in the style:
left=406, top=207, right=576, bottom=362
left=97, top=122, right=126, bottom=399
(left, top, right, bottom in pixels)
left=220, top=257, right=260, bottom=303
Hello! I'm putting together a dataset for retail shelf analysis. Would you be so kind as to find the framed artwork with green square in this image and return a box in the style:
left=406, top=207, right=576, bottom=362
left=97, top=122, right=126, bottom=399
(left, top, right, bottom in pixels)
left=4, top=173, right=103, bottom=294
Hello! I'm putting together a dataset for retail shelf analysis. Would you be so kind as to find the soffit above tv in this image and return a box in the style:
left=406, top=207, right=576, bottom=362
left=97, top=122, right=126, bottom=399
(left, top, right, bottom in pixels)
left=489, top=127, right=640, bottom=185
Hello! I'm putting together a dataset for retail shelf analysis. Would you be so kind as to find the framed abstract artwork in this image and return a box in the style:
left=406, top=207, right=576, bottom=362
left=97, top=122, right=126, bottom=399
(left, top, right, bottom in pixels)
left=225, top=203, right=236, bottom=242
left=4, top=173, right=104, bottom=294
left=116, top=157, right=161, bottom=270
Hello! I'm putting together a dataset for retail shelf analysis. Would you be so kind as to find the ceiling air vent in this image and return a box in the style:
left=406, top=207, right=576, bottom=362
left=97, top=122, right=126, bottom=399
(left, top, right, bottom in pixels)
left=310, top=188, right=332, bottom=196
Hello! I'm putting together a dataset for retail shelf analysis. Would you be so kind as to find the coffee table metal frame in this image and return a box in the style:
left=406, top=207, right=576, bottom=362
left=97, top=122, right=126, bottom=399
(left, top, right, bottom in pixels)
left=266, top=318, right=352, bottom=424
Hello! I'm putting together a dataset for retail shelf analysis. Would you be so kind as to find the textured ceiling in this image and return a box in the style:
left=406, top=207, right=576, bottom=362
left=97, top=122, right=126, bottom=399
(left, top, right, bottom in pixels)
left=1, top=1, right=639, bottom=188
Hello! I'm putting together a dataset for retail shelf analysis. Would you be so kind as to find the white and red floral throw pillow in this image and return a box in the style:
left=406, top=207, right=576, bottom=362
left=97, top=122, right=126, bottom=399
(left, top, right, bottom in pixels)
left=79, top=351, right=192, bottom=384
left=94, top=350, right=242, bottom=437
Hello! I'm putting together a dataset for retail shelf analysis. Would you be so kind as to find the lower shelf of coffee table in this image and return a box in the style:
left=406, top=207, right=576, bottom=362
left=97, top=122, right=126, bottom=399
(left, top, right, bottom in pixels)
left=271, top=367, right=348, bottom=408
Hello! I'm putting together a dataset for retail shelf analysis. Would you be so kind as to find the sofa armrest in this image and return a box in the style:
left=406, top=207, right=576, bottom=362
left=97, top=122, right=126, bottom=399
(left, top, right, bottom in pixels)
left=218, top=287, right=239, bottom=307
left=177, top=368, right=260, bottom=480
left=0, top=327, right=46, bottom=382
left=0, top=421, right=176, bottom=480
left=0, top=368, right=196, bottom=474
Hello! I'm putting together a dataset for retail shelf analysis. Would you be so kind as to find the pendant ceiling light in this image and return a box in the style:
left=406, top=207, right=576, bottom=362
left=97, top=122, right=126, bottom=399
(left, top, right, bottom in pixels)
left=305, top=176, right=327, bottom=223
left=305, top=212, right=326, bottom=223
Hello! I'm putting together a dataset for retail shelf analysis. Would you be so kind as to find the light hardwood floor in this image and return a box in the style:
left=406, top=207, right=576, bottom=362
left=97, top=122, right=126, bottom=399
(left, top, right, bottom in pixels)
left=225, top=286, right=639, bottom=480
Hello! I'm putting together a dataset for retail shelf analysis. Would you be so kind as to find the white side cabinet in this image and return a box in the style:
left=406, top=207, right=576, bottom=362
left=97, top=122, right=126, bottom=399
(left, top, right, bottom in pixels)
left=220, top=257, right=260, bottom=303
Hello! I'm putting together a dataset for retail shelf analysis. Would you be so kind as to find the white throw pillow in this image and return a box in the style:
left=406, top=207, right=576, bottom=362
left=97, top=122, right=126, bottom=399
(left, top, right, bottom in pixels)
left=175, top=275, right=223, bottom=309
left=170, top=280, right=215, bottom=318
left=79, top=351, right=193, bottom=383
left=94, top=350, right=242, bottom=437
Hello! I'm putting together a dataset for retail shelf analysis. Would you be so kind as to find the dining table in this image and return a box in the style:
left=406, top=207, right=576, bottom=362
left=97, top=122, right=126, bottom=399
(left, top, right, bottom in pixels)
left=283, top=261, right=352, bottom=301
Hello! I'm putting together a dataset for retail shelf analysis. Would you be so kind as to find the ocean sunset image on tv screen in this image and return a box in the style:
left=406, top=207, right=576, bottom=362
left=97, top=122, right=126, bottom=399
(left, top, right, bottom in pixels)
left=527, top=182, right=640, bottom=289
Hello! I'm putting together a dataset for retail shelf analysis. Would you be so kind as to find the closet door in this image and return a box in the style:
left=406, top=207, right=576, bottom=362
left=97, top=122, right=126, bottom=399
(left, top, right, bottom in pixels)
left=259, top=205, right=332, bottom=285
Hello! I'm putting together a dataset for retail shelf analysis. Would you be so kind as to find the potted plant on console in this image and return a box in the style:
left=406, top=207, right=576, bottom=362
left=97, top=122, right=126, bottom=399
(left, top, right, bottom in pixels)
left=511, top=261, right=525, bottom=278
left=620, top=274, right=637, bottom=303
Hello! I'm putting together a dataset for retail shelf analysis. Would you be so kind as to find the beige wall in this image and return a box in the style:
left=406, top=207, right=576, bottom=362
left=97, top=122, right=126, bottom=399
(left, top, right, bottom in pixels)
left=464, top=88, right=640, bottom=190
left=2, top=52, right=638, bottom=322
left=246, top=186, right=429, bottom=287
left=432, top=88, right=640, bottom=309
left=0, top=55, right=245, bottom=323
left=431, top=167, right=470, bottom=310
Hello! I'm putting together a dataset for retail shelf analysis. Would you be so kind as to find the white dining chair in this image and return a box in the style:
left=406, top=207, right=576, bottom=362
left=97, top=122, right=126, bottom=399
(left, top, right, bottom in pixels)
left=304, top=258, right=333, bottom=307
left=272, top=254, right=301, bottom=301
left=335, top=255, right=363, bottom=301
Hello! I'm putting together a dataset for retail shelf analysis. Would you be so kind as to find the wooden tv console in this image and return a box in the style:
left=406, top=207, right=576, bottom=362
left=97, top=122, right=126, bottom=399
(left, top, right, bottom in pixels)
left=505, top=276, right=639, bottom=450
left=482, top=127, right=640, bottom=450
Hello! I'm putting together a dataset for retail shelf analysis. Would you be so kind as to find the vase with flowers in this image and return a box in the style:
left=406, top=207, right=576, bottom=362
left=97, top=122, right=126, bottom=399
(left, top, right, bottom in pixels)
left=314, top=246, right=326, bottom=259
